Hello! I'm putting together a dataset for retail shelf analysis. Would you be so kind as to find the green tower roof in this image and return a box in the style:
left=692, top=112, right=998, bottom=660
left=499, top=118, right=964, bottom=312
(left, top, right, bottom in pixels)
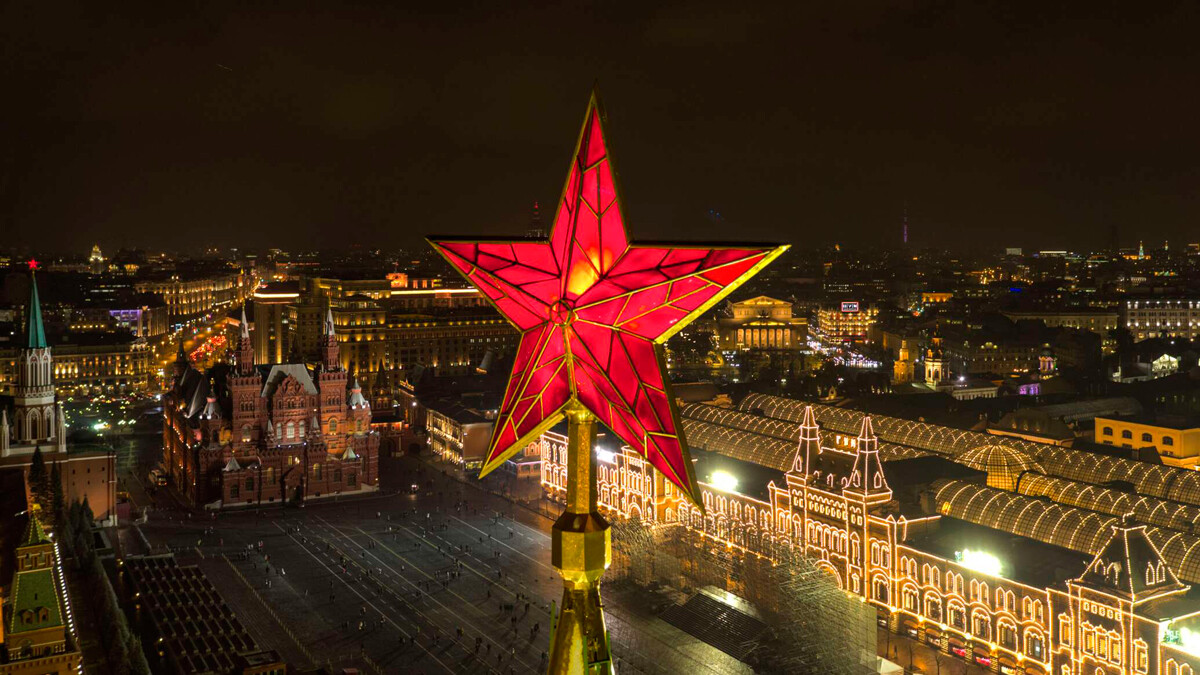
left=20, top=513, right=50, bottom=548
left=25, top=269, right=47, bottom=349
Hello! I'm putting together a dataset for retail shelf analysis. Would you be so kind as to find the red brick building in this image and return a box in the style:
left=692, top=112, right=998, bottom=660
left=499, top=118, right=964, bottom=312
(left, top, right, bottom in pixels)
left=163, top=309, right=378, bottom=507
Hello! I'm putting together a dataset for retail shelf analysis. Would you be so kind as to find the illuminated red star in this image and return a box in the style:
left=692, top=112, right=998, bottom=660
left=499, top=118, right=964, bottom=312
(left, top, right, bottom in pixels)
left=430, top=92, right=786, bottom=501
left=27, top=259, right=39, bottom=271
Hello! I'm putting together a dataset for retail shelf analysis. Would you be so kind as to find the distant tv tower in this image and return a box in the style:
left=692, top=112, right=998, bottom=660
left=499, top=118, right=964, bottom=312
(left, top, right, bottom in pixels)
left=527, top=201, right=546, bottom=239
left=902, top=203, right=909, bottom=245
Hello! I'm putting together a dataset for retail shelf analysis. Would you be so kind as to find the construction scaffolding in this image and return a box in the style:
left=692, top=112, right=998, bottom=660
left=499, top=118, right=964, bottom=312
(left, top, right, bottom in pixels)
left=610, top=517, right=878, bottom=674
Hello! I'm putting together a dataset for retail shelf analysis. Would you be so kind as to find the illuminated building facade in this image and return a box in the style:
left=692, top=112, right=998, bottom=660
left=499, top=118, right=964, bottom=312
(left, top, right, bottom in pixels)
left=425, top=400, right=491, bottom=469
left=811, top=302, right=878, bottom=345
left=251, top=282, right=300, bottom=365
left=541, top=398, right=1200, bottom=674
left=717, top=296, right=807, bottom=351
left=0, top=336, right=152, bottom=396
left=135, top=271, right=252, bottom=327
left=163, top=310, right=378, bottom=507
left=1095, top=416, right=1200, bottom=469
left=1124, top=300, right=1200, bottom=342
left=281, top=280, right=516, bottom=384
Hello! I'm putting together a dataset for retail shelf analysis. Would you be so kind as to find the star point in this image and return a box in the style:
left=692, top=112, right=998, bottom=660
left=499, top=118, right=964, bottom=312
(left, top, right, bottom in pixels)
left=430, top=95, right=785, bottom=503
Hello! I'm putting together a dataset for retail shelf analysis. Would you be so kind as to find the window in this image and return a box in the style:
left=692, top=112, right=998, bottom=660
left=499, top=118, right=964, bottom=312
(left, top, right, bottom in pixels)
left=971, top=610, right=990, bottom=639
left=1165, top=436, right=1175, bottom=446
left=999, top=621, right=1017, bottom=650
left=1025, top=631, right=1044, bottom=659
left=1122, top=430, right=1132, bottom=439
left=948, top=603, right=965, bottom=630
left=286, top=421, right=295, bottom=440
left=1142, top=432, right=1153, bottom=442
left=1059, top=614, right=1072, bottom=646
left=329, top=418, right=338, bottom=433
left=1102, top=427, right=1113, bottom=436
left=230, top=483, right=239, bottom=499
left=241, top=425, right=251, bottom=443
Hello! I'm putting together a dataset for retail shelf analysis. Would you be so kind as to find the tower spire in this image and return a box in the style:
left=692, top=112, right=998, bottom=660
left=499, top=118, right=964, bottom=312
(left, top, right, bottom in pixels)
left=24, top=261, right=47, bottom=350
left=792, top=404, right=820, bottom=474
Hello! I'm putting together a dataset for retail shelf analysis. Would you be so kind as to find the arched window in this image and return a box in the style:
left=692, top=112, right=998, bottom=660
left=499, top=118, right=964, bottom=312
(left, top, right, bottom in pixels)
left=1025, top=629, right=1045, bottom=659
left=924, top=594, right=942, bottom=621
left=948, top=602, right=966, bottom=630
left=329, top=418, right=338, bottom=434
left=998, top=620, right=1017, bottom=649
left=872, top=576, right=889, bottom=604
left=1122, top=430, right=1132, bottom=439
left=1165, top=436, right=1175, bottom=446
left=286, top=421, right=295, bottom=440
left=971, top=610, right=991, bottom=640
left=1102, top=427, right=1113, bottom=436
left=299, top=420, right=306, bottom=437
left=241, top=425, right=251, bottom=443
left=1142, top=432, right=1153, bottom=442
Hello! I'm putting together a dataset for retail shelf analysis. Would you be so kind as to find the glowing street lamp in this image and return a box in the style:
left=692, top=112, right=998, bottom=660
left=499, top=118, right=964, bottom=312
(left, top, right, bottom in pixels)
left=710, top=470, right=739, bottom=493
left=429, top=89, right=785, bottom=674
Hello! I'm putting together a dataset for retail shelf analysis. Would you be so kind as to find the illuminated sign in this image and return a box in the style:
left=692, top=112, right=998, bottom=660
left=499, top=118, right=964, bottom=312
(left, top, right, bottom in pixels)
left=840, top=301, right=860, bottom=313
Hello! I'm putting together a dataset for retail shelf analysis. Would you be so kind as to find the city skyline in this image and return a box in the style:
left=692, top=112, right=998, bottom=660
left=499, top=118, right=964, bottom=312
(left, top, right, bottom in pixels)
left=6, top=4, right=1200, bottom=253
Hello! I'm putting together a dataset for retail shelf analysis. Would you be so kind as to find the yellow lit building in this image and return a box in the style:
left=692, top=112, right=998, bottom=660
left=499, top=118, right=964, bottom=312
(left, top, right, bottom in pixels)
left=717, top=296, right=807, bottom=350
left=135, top=271, right=252, bottom=327
left=1095, top=415, right=1200, bottom=468
left=810, top=301, right=877, bottom=345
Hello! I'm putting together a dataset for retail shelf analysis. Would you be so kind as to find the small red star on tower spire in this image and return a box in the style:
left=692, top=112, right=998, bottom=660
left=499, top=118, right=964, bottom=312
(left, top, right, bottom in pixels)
left=27, top=259, right=39, bottom=272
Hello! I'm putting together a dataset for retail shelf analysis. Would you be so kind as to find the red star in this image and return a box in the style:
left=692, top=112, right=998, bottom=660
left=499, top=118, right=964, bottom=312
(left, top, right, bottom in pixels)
left=430, top=92, right=786, bottom=501
left=27, top=258, right=39, bottom=271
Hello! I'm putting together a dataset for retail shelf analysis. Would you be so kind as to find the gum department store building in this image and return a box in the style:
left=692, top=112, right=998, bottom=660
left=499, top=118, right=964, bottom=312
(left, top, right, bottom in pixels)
left=541, top=393, right=1200, bottom=675
left=163, top=310, right=379, bottom=507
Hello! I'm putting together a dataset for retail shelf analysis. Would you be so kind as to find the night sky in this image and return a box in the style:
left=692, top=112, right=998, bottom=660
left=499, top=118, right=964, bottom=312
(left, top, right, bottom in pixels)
left=4, top=2, right=1200, bottom=254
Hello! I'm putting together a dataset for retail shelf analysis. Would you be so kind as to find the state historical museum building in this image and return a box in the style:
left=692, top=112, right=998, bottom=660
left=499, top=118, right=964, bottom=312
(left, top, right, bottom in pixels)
left=163, top=309, right=379, bottom=507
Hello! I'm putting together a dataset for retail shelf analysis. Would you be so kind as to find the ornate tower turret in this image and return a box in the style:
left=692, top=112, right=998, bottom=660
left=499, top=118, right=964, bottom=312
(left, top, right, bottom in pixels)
left=320, top=307, right=340, bottom=371
left=844, top=416, right=891, bottom=501
left=791, top=404, right=821, bottom=476
left=12, top=261, right=56, bottom=449
left=173, top=339, right=189, bottom=382
left=237, top=306, right=254, bottom=375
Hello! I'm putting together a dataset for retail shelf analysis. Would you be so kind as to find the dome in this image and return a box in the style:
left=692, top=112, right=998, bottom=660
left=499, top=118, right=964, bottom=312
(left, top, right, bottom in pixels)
left=956, top=444, right=1043, bottom=491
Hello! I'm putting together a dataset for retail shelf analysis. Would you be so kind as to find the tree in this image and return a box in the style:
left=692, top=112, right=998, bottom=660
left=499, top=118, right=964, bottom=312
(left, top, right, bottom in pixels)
left=28, top=446, right=48, bottom=504
left=50, top=461, right=64, bottom=519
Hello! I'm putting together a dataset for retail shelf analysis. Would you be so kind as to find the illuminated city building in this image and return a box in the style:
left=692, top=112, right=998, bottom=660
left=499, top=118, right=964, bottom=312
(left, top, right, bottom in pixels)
left=1096, top=415, right=1200, bottom=469
left=425, top=400, right=492, bottom=469
left=135, top=271, right=252, bottom=328
left=250, top=282, right=300, bottom=365
left=1124, top=300, right=1200, bottom=342
left=0, top=515, right=81, bottom=674
left=163, top=308, right=379, bottom=507
left=810, top=302, right=878, bottom=345
left=0, top=336, right=152, bottom=396
left=717, top=296, right=807, bottom=351
left=542, top=396, right=1200, bottom=674
left=892, top=338, right=917, bottom=385
left=925, top=331, right=950, bottom=386
left=1002, top=310, right=1119, bottom=353
left=88, top=243, right=104, bottom=272
left=270, top=278, right=516, bottom=387
left=0, top=265, right=118, bottom=524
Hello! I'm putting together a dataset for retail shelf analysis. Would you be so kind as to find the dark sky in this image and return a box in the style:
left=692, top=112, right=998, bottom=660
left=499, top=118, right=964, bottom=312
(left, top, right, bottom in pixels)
left=4, top=1, right=1200, bottom=255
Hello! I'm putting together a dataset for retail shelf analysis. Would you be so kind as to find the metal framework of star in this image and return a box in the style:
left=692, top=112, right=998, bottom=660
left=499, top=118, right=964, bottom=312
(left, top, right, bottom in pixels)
left=429, top=91, right=787, bottom=502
